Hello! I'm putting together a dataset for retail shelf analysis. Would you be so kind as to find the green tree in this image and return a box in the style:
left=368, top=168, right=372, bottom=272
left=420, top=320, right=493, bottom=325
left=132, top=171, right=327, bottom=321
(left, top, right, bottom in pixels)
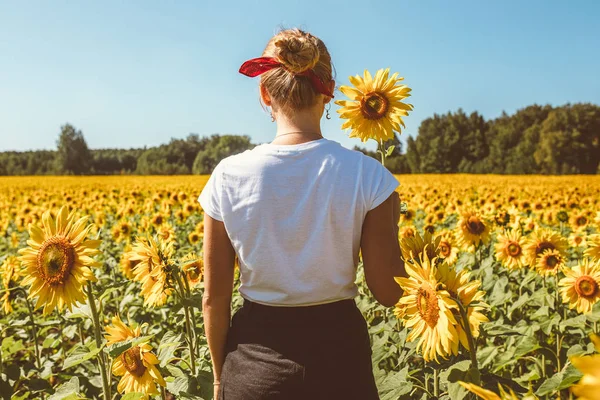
left=192, top=135, right=254, bottom=174
left=56, top=124, right=91, bottom=174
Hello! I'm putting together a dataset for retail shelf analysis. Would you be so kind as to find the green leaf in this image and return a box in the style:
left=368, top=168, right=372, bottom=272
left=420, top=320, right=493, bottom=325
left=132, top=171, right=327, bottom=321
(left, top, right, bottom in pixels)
left=379, top=366, right=412, bottom=400
left=1, top=337, right=24, bottom=356
left=63, top=343, right=103, bottom=369
left=47, top=377, right=84, bottom=400
left=385, top=145, right=395, bottom=157
left=535, top=364, right=583, bottom=396
left=158, top=331, right=184, bottom=367
left=108, top=335, right=154, bottom=358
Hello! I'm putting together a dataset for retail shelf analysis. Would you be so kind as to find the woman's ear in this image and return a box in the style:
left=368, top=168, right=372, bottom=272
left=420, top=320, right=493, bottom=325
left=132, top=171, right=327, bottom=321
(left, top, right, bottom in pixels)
left=259, top=84, right=272, bottom=107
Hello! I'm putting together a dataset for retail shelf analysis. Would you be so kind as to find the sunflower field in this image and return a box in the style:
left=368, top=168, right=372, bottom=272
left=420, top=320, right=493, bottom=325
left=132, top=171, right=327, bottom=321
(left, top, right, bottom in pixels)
left=1, top=175, right=600, bottom=400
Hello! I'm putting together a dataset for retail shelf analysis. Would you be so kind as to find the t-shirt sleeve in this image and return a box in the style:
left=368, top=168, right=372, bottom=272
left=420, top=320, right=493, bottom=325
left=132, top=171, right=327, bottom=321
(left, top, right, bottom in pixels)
left=198, top=162, right=224, bottom=221
left=363, top=156, right=400, bottom=211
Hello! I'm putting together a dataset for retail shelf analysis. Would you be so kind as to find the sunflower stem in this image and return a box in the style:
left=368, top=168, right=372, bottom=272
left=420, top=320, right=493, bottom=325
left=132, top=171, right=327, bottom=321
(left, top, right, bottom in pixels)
left=456, top=300, right=480, bottom=384
left=433, top=367, right=439, bottom=398
left=85, top=283, right=111, bottom=400
left=554, top=275, right=563, bottom=373
left=174, top=271, right=197, bottom=375
left=22, top=294, right=41, bottom=370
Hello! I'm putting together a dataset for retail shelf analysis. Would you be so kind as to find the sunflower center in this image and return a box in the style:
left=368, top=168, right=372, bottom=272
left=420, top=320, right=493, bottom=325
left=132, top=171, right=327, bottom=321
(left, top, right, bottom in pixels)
left=360, top=92, right=389, bottom=120
left=187, top=264, right=201, bottom=281
left=544, top=255, right=559, bottom=269
left=417, top=286, right=440, bottom=328
left=507, top=242, right=521, bottom=257
left=575, top=276, right=599, bottom=298
left=466, top=217, right=485, bottom=235
left=121, top=347, right=147, bottom=377
left=37, top=237, right=75, bottom=286
left=439, top=242, right=451, bottom=257
left=576, top=216, right=587, bottom=226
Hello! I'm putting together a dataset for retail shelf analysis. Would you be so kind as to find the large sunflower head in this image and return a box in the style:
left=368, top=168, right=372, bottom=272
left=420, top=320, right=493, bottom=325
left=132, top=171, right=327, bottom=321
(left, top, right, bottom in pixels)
left=18, top=206, right=100, bottom=315
left=456, top=210, right=490, bottom=251
left=494, top=229, right=526, bottom=270
left=394, top=252, right=459, bottom=362
left=129, top=236, right=174, bottom=307
left=105, top=315, right=166, bottom=397
left=535, top=249, right=564, bottom=276
left=524, top=228, right=568, bottom=267
left=559, top=258, right=600, bottom=314
left=335, top=68, right=413, bottom=143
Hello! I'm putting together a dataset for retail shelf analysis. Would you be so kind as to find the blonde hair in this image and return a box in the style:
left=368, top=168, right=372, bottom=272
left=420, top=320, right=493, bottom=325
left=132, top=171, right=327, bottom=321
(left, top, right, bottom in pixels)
left=260, top=28, right=333, bottom=111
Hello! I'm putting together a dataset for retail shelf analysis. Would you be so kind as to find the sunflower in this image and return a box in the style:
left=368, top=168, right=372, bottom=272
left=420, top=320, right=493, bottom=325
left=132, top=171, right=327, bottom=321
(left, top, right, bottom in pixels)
left=1, top=256, right=22, bottom=314
left=436, top=231, right=459, bottom=266
left=394, top=251, right=460, bottom=362
left=335, top=68, right=413, bottom=143
left=456, top=210, right=490, bottom=251
left=569, top=231, right=588, bottom=248
left=399, top=226, right=416, bottom=239
left=459, top=382, right=527, bottom=400
left=585, top=235, right=600, bottom=262
left=571, top=335, right=600, bottom=400
left=399, top=230, right=441, bottom=265
left=120, top=245, right=139, bottom=280
left=535, top=249, right=564, bottom=276
left=129, top=236, right=174, bottom=307
left=18, top=206, right=100, bottom=315
left=112, top=220, right=132, bottom=242
left=570, top=211, right=590, bottom=231
left=559, top=258, right=600, bottom=314
left=494, top=229, right=527, bottom=270
left=436, top=262, right=488, bottom=351
left=157, top=224, right=175, bottom=242
left=105, top=315, right=165, bottom=397
left=10, top=232, right=20, bottom=248
left=523, top=228, right=568, bottom=267
left=181, top=252, right=203, bottom=288
left=188, top=231, right=201, bottom=245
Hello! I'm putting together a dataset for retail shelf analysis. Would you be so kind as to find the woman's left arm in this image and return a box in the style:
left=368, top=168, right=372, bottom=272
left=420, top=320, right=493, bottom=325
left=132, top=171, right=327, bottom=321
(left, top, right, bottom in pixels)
left=202, top=214, right=236, bottom=386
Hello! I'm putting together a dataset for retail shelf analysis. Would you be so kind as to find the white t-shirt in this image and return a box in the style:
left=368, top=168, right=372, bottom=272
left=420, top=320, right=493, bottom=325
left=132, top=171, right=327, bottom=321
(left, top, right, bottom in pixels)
left=198, top=137, right=399, bottom=306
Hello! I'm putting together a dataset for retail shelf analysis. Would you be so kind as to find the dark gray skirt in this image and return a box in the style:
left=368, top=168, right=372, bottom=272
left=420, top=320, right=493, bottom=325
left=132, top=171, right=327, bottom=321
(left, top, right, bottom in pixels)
left=219, top=298, right=380, bottom=400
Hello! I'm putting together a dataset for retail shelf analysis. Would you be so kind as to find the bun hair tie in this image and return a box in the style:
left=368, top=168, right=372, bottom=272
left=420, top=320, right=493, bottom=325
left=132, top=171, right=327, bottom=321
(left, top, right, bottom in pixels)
left=239, top=57, right=334, bottom=98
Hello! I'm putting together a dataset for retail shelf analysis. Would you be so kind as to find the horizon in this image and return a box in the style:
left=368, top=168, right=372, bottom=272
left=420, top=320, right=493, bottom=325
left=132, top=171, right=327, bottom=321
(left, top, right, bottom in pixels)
left=1, top=0, right=599, bottom=152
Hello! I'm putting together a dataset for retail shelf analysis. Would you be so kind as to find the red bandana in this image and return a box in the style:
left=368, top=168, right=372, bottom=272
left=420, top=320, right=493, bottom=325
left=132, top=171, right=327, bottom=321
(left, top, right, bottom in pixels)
left=239, top=57, right=334, bottom=98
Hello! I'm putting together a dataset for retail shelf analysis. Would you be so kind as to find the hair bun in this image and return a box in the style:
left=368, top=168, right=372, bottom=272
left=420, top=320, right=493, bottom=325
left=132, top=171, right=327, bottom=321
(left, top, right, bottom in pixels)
left=273, top=32, right=320, bottom=74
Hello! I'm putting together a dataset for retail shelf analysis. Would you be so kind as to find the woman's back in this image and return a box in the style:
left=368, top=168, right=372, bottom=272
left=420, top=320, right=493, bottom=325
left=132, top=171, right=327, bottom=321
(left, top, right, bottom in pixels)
left=200, top=137, right=399, bottom=306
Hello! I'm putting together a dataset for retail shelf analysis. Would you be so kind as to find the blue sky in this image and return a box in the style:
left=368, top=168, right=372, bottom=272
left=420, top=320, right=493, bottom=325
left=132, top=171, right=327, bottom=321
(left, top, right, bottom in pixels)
left=1, top=0, right=599, bottom=152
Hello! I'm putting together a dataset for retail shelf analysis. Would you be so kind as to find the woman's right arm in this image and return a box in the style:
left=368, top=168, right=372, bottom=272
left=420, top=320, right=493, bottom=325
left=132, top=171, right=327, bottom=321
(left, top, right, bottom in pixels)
left=360, top=192, right=406, bottom=307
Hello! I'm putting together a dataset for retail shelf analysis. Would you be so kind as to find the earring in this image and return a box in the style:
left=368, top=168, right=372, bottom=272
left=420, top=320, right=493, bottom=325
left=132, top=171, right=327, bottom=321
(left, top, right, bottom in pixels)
left=325, top=103, right=331, bottom=120
left=270, top=112, right=275, bottom=122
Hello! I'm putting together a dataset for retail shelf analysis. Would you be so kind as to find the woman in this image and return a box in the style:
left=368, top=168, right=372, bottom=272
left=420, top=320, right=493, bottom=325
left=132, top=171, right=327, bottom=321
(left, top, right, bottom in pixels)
left=199, top=28, right=406, bottom=400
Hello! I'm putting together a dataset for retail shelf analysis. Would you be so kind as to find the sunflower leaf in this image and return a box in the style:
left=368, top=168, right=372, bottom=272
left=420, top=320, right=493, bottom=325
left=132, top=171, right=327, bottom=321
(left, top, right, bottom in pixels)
left=63, top=343, right=104, bottom=369
left=107, top=335, right=154, bottom=358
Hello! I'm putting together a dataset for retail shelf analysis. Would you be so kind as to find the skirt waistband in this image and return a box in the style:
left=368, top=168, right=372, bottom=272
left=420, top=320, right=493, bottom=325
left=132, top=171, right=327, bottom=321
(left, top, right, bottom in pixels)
left=240, top=298, right=358, bottom=319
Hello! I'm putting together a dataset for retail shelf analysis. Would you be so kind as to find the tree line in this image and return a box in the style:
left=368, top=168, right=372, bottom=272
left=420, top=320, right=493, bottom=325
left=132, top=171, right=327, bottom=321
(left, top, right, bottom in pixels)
left=1, top=103, right=598, bottom=175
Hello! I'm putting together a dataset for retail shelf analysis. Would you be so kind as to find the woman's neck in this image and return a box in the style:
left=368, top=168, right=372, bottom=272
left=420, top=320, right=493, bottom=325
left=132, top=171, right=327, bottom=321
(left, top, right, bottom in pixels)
left=275, top=108, right=322, bottom=138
